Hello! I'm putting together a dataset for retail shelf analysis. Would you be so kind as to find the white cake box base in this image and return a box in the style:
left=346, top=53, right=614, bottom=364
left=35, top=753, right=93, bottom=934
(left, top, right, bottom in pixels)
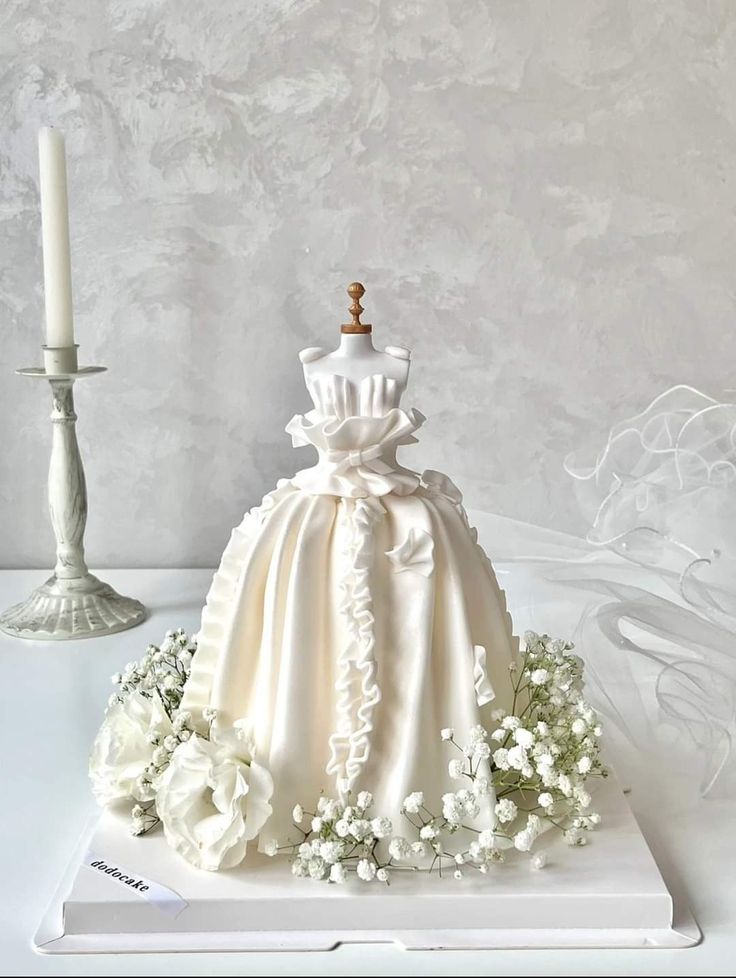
left=35, top=776, right=699, bottom=953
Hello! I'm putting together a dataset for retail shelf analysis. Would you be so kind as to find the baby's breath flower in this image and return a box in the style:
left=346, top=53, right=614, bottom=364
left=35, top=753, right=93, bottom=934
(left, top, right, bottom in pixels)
left=473, top=741, right=491, bottom=760
left=514, top=727, right=534, bottom=748
left=442, top=793, right=462, bottom=823
left=473, top=777, right=491, bottom=796
left=376, top=867, right=389, bottom=883
left=564, top=827, right=588, bottom=847
left=494, top=798, right=517, bottom=824
left=575, top=788, right=592, bottom=809
left=526, top=813, right=541, bottom=837
left=558, top=774, right=572, bottom=797
left=448, top=759, right=464, bottom=779
left=492, top=747, right=510, bottom=770
left=130, top=817, right=145, bottom=836
left=356, top=859, right=376, bottom=882
left=507, top=745, right=527, bottom=770
left=402, top=791, right=424, bottom=814
left=440, top=727, right=454, bottom=741
left=468, top=724, right=487, bottom=743
left=292, top=804, right=304, bottom=824
left=308, top=857, right=327, bottom=879
left=530, top=851, right=548, bottom=870
left=349, top=819, right=371, bottom=841
left=319, top=841, right=344, bottom=864
left=264, top=839, right=278, bottom=857
left=322, top=798, right=340, bottom=820
left=329, top=863, right=347, bottom=884
left=173, top=710, right=191, bottom=732
left=371, top=816, right=393, bottom=839
left=334, top=818, right=350, bottom=838
left=357, top=791, right=373, bottom=810
left=513, top=829, right=534, bottom=852
left=478, top=828, right=496, bottom=848
left=388, top=837, right=412, bottom=861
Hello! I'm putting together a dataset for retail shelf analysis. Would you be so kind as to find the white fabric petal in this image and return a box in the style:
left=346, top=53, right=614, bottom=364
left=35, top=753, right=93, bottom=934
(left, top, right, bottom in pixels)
left=385, top=527, right=435, bottom=577
left=473, top=645, right=496, bottom=706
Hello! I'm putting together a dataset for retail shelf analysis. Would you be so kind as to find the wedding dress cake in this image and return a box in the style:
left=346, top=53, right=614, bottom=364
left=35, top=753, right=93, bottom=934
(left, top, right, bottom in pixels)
left=179, top=283, right=518, bottom=849
left=90, top=283, right=606, bottom=881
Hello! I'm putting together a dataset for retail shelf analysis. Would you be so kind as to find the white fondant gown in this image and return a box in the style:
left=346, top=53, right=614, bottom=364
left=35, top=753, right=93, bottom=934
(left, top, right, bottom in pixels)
left=181, top=365, right=518, bottom=847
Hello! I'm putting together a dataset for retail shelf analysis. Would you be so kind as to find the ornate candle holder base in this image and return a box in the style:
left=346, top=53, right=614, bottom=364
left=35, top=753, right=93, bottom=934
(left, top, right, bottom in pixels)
left=2, top=343, right=147, bottom=641
left=0, top=573, right=146, bottom=641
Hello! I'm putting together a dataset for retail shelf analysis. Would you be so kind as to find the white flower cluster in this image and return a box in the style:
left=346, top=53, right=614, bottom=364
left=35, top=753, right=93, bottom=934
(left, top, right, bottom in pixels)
left=109, top=628, right=195, bottom=714
left=272, top=791, right=394, bottom=884
left=282, top=633, right=606, bottom=882
left=90, top=629, right=199, bottom=824
left=91, top=628, right=200, bottom=826
left=89, top=629, right=274, bottom=871
left=486, top=631, right=606, bottom=850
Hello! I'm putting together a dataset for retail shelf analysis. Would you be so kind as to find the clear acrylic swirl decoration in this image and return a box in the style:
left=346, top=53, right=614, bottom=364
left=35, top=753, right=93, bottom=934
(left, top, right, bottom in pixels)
left=564, top=385, right=736, bottom=796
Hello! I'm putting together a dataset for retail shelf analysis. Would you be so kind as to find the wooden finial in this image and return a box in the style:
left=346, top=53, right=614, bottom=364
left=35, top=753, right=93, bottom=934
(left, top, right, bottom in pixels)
left=342, top=281, right=372, bottom=333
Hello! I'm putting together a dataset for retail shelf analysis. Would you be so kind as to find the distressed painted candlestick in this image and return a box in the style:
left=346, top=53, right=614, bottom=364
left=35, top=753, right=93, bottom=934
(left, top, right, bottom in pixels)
left=0, top=344, right=146, bottom=640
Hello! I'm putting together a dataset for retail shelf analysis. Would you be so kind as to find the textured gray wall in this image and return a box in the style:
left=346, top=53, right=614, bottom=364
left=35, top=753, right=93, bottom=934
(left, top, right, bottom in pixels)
left=2, top=1, right=736, bottom=568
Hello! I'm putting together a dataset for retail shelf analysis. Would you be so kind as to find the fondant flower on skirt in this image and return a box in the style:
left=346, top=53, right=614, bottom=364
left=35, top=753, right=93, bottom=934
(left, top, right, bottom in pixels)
left=89, top=690, right=172, bottom=806
left=155, top=717, right=274, bottom=871
left=385, top=527, right=435, bottom=577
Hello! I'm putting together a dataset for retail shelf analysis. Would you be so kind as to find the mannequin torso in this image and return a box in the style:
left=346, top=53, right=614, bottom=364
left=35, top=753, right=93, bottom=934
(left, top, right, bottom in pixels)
left=300, top=333, right=410, bottom=390
left=300, top=282, right=410, bottom=396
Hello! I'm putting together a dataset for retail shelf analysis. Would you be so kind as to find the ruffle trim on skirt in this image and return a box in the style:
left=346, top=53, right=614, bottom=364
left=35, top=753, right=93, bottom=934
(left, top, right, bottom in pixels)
left=326, top=496, right=386, bottom=797
left=181, top=480, right=293, bottom=724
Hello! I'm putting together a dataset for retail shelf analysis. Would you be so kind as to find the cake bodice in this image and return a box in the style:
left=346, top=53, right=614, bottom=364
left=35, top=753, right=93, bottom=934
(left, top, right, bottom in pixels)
left=286, top=369, right=424, bottom=497
left=306, top=372, right=403, bottom=419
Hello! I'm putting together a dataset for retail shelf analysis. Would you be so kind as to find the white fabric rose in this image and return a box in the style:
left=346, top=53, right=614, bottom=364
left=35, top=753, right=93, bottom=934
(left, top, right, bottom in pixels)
left=155, top=717, right=273, bottom=871
left=89, top=691, right=172, bottom=806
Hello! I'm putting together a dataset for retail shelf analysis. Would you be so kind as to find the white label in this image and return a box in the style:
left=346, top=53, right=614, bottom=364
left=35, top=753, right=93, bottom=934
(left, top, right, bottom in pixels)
left=84, top=850, right=188, bottom=919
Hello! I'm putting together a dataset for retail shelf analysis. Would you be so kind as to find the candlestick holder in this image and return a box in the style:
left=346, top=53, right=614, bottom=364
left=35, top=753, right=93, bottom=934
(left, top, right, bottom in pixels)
left=0, top=344, right=146, bottom=640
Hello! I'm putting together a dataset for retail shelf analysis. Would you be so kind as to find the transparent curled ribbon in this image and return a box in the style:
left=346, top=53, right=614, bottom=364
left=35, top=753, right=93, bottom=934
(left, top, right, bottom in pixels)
left=561, top=385, right=736, bottom=796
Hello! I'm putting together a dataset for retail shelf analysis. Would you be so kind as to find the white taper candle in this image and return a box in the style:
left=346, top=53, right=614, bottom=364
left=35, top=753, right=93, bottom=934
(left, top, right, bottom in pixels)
left=38, top=127, right=75, bottom=348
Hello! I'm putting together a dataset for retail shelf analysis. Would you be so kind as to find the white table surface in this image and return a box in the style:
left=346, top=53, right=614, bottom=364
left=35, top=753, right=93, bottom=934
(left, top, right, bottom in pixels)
left=1, top=512, right=734, bottom=976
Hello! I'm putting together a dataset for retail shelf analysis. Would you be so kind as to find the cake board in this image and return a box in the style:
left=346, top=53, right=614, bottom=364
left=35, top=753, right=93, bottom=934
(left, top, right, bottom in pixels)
left=35, top=775, right=699, bottom=953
